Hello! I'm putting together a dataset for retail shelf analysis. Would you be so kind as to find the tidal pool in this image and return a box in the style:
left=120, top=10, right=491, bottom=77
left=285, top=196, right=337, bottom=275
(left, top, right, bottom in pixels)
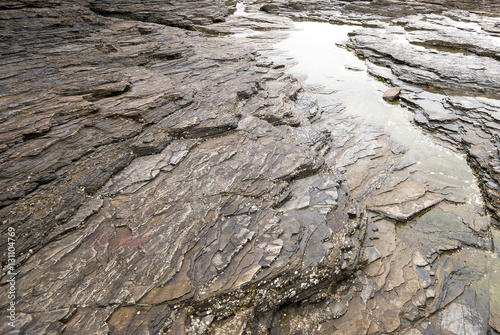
left=270, top=20, right=498, bottom=332
left=273, top=21, right=484, bottom=210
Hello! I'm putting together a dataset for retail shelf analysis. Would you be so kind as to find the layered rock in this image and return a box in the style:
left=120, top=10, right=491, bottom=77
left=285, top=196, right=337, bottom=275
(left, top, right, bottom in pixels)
left=258, top=0, right=500, bottom=20
left=0, top=1, right=368, bottom=334
left=251, top=1, right=500, bottom=333
left=205, top=5, right=500, bottom=333
left=86, top=0, right=233, bottom=29
left=1, top=0, right=500, bottom=334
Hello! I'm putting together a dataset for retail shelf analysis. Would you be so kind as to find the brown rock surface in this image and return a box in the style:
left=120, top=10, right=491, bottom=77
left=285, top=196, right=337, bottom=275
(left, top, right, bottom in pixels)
left=383, top=87, right=402, bottom=101
left=1, top=1, right=500, bottom=334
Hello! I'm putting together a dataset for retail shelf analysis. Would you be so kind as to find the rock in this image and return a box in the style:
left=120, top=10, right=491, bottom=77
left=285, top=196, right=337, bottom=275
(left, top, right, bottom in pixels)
left=264, top=0, right=500, bottom=21
left=260, top=4, right=280, bottom=14
left=346, top=23, right=500, bottom=98
left=0, top=2, right=368, bottom=334
left=343, top=11, right=500, bottom=220
left=439, top=298, right=487, bottom=335
left=383, top=87, right=402, bottom=101
left=88, top=0, right=234, bottom=29
left=1, top=0, right=500, bottom=334
left=345, top=65, right=364, bottom=72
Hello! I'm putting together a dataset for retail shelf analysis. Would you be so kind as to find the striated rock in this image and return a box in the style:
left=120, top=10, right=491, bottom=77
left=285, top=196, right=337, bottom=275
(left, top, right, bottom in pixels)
left=343, top=11, right=500, bottom=220
left=87, top=0, right=234, bottom=29
left=237, top=2, right=500, bottom=335
left=1, top=0, right=500, bottom=334
left=346, top=24, right=500, bottom=98
left=260, top=4, right=280, bottom=13
left=0, top=1, right=369, bottom=334
left=383, top=87, right=402, bottom=101
left=258, top=0, right=500, bottom=22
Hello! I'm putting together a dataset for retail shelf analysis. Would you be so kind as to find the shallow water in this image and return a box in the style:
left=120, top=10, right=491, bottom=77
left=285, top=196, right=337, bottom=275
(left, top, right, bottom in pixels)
left=273, top=21, right=484, bottom=208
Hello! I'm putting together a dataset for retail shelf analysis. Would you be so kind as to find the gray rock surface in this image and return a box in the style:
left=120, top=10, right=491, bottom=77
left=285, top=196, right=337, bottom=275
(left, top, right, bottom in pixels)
left=87, top=0, right=232, bottom=29
left=344, top=11, right=500, bottom=221
left=1, top=0, right=500, bottom=334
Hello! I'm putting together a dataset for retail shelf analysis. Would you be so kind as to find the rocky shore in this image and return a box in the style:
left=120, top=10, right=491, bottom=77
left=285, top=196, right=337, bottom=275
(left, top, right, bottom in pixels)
left=1, top=0, right=499, bottom=334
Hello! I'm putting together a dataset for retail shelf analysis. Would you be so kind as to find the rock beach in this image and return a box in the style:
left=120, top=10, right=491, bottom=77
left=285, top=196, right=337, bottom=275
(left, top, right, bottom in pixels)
left=1, top=0, right=500, bottom=334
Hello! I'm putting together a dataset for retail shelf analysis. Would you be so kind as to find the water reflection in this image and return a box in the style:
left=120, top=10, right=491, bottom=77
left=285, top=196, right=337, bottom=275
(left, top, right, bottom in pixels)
left=274, top=21, right=483, bottom=207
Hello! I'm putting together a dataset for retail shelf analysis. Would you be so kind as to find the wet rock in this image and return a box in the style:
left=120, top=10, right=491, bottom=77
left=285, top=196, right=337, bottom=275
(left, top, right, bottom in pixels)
left=347, top=24, right=500, bottom=98
left=260, top=4, right=280, bottom=14
left=383, top=87, right=402, bottom=101
left=438, top=294, right=488, bottom=335
left=88, top=0, right=234, bottom=29
left=345, top=64, right=364, bottom=72
left=344, top=12, right=500, bottom=220
left=0, top=2, right=369, bottom=333
left=263, top=0, right=500, bottom=21
left=2, top=0, right=500, bottom=334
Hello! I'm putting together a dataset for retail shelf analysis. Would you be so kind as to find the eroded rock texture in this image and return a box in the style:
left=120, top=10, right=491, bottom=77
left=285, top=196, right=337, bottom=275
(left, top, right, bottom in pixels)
left=345, top=11, right=500, bottom=221
left=258, top=0, right=500, bottom=21
left=255, top=1, right=500, bottom=334
left=268, top=0, right=500, bottom=222
left=0, top=1, right=367, bottom=334
left=1, top=0, right=500, bottom=334
left=87, top=0, right=233, bottom=29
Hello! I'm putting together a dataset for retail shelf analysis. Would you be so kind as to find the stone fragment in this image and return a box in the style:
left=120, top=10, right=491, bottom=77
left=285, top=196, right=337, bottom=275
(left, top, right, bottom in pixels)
left=383, top=87, right=402, bottom=101
left=260, top=4, right=280, bottom=13
left=438, top=291, right=489, bottom=335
